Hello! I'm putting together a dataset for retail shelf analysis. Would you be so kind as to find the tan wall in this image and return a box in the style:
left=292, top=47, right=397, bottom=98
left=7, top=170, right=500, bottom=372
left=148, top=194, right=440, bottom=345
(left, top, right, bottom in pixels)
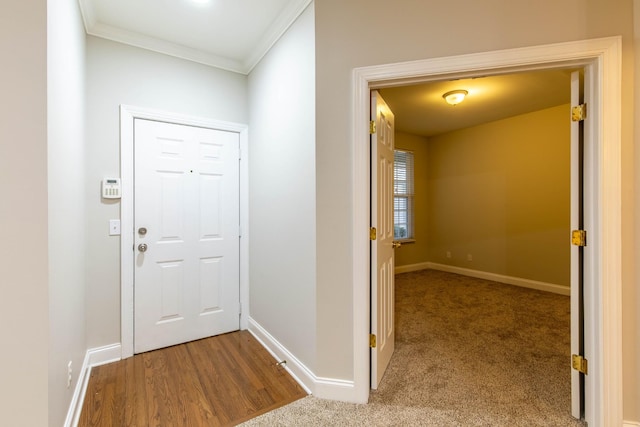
left=631, top=0, right=640, bottom=421
left=314, top=0, right=637, bottom=420
left=426, top=104, right=570, bottom=286
left=0, top=0, right=49, bottom=425
left=394, top=132, right=430, bottom=267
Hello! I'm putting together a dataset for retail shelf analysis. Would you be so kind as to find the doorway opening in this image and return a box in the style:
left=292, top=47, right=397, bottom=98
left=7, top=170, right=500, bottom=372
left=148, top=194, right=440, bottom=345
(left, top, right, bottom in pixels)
left=352, top=37, right=622, bottom=427
left=373, top=68, right=578, bottom=419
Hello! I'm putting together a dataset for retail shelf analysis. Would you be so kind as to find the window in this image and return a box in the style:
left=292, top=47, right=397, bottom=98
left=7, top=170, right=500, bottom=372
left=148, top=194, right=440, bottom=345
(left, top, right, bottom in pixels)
left=394, top=149, right=414, bottom=240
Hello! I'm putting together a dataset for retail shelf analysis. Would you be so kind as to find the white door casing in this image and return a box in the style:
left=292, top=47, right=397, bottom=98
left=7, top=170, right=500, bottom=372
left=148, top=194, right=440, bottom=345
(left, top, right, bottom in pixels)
left=121, top=106, right=250, bottom=359
left=370, top=91, right=395, bottom=389
left=351, top=37, right=621, bottom=427
left=134, top=119, right=240, bottom=353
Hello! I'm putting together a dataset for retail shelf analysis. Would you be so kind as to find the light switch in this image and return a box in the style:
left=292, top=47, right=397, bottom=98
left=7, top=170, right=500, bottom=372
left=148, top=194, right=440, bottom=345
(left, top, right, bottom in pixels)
left=109, top=219, right=121, bottom=236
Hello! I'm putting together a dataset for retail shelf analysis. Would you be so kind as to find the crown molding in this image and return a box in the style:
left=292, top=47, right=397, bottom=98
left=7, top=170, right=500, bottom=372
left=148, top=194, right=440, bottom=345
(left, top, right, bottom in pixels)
left=77, top=0, right=96, bottom=30
left=88, top=21, right=245, bottom=73
left=77, top=0, right=313, bottom=75
left=243, top=0, right=313, bottom=73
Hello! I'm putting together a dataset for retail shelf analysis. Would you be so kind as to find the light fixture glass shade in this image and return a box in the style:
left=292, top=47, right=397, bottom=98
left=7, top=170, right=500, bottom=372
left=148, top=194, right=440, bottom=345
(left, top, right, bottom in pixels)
left=442, top=90, right=468, bottom=106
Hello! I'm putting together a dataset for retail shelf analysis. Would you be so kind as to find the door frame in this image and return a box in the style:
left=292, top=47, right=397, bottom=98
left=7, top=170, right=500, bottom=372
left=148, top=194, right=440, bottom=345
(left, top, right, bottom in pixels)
left=119, top=105, right=250, bottom=359
left=352, top=37, right=622, bottom=426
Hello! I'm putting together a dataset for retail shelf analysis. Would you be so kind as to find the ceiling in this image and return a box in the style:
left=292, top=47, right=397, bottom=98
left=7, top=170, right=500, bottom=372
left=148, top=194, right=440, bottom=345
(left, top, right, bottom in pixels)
left=78, top=1, right=574, bottom=135
left=380, top=69, right=575, bottom=137
left=78, top=0, right=312, bottom=74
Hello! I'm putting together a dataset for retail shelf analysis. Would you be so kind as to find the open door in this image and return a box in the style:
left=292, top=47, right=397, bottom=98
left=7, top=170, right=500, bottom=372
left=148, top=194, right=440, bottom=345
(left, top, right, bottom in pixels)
left=570, top=70, right=585, bottom=419
left=370, top=90, right=395, bottom=388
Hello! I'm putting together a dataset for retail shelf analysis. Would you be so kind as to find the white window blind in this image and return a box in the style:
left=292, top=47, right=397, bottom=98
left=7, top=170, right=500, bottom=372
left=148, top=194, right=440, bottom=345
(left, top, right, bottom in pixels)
left=394, top=149, right=414, bottom=240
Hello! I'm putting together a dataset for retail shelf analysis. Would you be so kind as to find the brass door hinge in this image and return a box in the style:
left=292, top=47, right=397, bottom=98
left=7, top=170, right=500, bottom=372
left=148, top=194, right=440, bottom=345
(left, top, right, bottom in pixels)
left=571, top=230, right=587, bottom=247
left=370, top=227, right=377, bottom=241
left=572, top=354, right=588, bottom=374
left=370, top=120, right=376, bottom=134
left=370, top=334, right=377, bottom=348
left=571, top=104, right=587, bottom=122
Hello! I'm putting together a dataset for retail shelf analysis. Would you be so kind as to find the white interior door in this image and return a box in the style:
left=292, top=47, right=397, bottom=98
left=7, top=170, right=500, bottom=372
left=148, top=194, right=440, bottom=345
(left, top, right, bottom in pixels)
left=570, top=70, right=585, bottom=419
left=371, top=90, right=395, bottom=388
left=134, top=118, right=240, bottom=354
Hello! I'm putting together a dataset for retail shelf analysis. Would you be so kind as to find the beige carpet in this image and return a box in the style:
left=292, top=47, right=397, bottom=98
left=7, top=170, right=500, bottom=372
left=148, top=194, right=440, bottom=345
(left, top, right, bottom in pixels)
left=241, top=269, right=585, bottom=426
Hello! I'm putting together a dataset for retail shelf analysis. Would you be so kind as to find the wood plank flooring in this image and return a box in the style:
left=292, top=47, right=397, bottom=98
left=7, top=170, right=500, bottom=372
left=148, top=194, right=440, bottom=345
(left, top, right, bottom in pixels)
left=78, top=330, right=307, bottom=427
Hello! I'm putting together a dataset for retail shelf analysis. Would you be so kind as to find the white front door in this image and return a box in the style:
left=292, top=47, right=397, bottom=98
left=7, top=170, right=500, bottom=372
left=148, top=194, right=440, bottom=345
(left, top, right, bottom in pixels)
left=370, top=90, right=395, bottom=388
left=134, top=118, right=240, bottom=353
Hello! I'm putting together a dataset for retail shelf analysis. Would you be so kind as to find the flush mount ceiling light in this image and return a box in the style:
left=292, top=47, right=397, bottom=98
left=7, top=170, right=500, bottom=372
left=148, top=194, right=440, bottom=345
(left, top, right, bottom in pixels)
left=442, top=90, right=468, bottom=106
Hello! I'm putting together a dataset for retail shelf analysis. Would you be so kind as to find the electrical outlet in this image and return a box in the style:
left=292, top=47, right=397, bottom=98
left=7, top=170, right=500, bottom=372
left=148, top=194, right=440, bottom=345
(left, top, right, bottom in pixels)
left=67, top=361, right=73, bottom=389
left=446, top=251, right=451, bottom=259
left=467, top=254, right=473, bottom=261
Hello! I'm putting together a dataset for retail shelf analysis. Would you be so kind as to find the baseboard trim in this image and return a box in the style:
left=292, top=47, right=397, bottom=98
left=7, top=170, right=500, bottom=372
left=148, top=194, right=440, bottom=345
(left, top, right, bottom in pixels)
left=247, top=317, right=356, bottom=401
left=64, top=343, right=122, bottom=427
left=395, top=262, right=431, bottom=274
left=624, top=421, right=640, bottom=427
left=396, top=262, right=570, bottom=296
left=248, top=318, right=315, bottom=394
left=86, top=343, right=122, bottom=367
left=313, top=376, right=357, bottom=402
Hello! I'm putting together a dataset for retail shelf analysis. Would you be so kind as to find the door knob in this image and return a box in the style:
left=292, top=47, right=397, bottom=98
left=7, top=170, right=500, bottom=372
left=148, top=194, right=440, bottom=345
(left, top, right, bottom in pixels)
left=392, top=241, right=402, bottom=249
left=138, top=243, right=148, bottom=252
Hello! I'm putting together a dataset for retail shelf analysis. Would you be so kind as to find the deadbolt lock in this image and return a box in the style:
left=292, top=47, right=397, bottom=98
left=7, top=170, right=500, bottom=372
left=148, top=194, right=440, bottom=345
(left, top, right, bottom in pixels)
left=138, top=227, right=147, bottom=236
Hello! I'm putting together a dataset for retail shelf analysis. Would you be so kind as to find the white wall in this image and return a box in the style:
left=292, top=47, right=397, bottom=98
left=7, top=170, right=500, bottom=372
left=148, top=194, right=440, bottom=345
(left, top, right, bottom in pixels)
left=47, top=0, right=87, bottom=425
left=247, top=4, right=317, bottom=371
left=314, top=0, right=637, bottom=421
left=0, top=1, right=49, bottom=426
left=85, top=37, right=248, bottom=348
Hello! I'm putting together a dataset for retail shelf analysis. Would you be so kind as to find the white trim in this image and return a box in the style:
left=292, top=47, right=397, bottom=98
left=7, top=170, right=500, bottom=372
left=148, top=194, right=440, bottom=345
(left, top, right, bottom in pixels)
left=394, top=262, right=431, bottom=275
left=76, top=0, right=96, bottom=30
left=64, top=343, right=122, bottom=427
left=120, top=105, right=250, bottom=359
left=397, top=262, right=570, bottom=296
left=238, top=123, right=250, bottom=331
left=88, top=22, right=243, bottom=73
left=243, top=0, right=313, bottom=73
left=247, top=317, right=356, bottom=401
left=86, top=343, right=122, bottom=367
left=313, top=377, right=357, bottom=402
left=352, top=37, right=622, bottom=426
left=77, top=0, right=312, bottom=74
left=64, top=354, right=91, bottom=427
left=247, top=317, right=315, bottom=394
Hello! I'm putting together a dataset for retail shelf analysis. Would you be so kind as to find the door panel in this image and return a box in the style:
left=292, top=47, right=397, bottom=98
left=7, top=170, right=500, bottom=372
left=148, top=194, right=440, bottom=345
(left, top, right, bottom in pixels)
left=134, top=119, right=240, bottom=354
left=158, top=261, right=183, bottom=322
left=371, top=90, right=395, bottom=389
left=199, top=257, right=222, bottom=312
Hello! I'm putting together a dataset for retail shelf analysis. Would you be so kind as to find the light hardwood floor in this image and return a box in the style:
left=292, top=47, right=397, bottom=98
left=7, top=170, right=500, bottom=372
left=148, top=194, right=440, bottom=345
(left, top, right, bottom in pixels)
left=78, top=330, right=307, bottom=426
